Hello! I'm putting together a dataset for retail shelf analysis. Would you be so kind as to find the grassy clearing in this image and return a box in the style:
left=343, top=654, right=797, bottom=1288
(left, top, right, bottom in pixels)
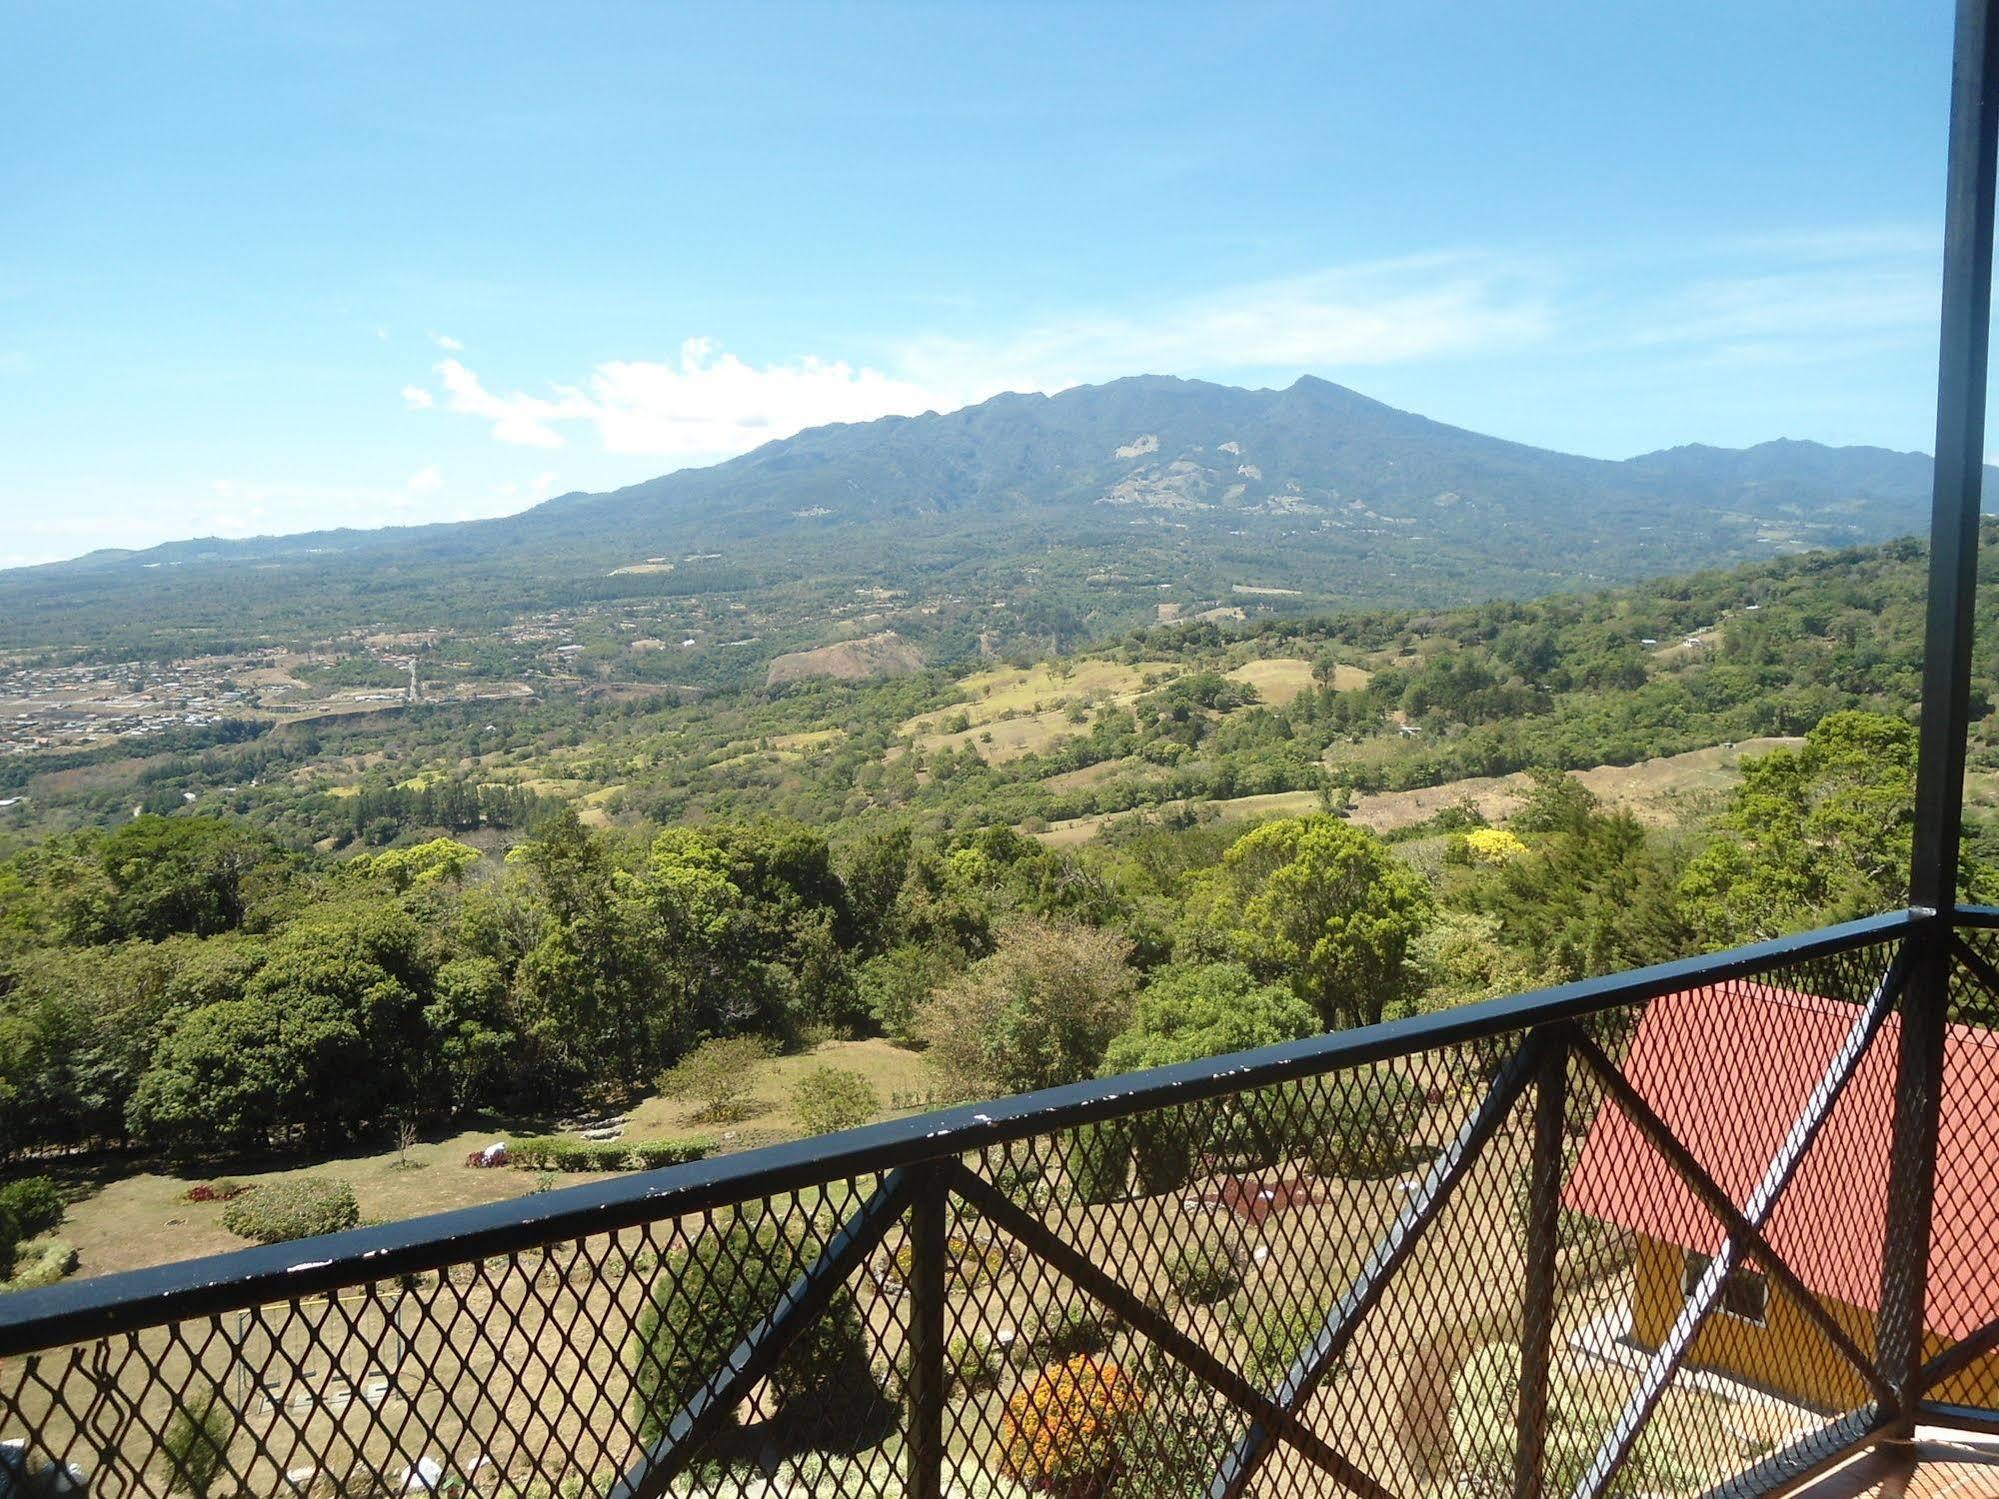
left=901, top=659, right=1183, bottom=737
left=901, top=658, right=1187, bottom=764
left=49, top=1040, right=942, bottom=1284
left=624, top=1037, right=944, bottom=1142
left=1032, top=738, right=1799, bottom=848
left=772, top=728, right=846, bottom=753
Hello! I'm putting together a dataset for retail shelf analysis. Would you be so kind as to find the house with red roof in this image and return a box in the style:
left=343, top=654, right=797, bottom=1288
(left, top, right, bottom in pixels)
left=1563, top=980, right=1999, bottom=1411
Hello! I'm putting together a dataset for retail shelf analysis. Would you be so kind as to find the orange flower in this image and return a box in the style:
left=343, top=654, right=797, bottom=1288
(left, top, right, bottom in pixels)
left=998, top=1354, right=1145, bottom=1496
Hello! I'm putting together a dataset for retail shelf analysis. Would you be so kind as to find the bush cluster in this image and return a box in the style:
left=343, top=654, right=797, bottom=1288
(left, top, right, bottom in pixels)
left=1163, top=1239, right=1247, bottom=1306
left=220, top=1176, right=360, bottom=1244
left=657, top=1035, right=777, bottom=1122
left=791, top=1066, right=880, bottom=1136
left=0, top=1175, right=64, bottom=1280
left=1008, top=1300, right=1112, bottom=1369
left=4, top=1240, right=78, bottom=1292
left=998, top=1355, right=1144, bottom=1496
left=1305, top=1071, right=1426, bottom=1178
left=506, top=1137, right=715, bottom=1173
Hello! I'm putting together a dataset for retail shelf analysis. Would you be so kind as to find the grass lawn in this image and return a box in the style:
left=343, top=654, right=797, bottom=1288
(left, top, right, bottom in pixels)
left=43, top=1038, right=942, bottom=1284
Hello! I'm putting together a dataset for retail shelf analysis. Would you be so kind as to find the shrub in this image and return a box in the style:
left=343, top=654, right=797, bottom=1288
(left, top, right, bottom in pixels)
left=657, top=1036, right=776, bottom=1122
left=629, top=1210, right=880, bottom=1442
left=947, top=1331, right=1005, bottom=1397
left=998, top=1355, right=1144, bottom=1496
left=857, top=945, right=949, bottom=1044
left=1128, top=1115, right=1196, bottom=1197
left=988, top=1156, right=1053, bottom=1212
left=0, top=1177, right=63, bottom=1239
left=792, top=1066, right=880, bottom=1136
left=1243, top=1081, right=1313, bottom=1163
left=3, top=1240, right=77, bottom=1292
left=1230, top=1292, right=1341, bottom=1387
left=1306, top=1071, right=1426, bottom=1178
left=220, top=1177, right=360, bottom=1244
left=1164, top=1239, right=1247, bottom=1306
left=1451, top=1342, right=1698, bottom=1498
left=1010, top=1300, right=1112, bottom=1369
left=889, top=1233, right=1010, bottom=1292
left=161, top=1388, right=232, bottom=1498
left=918, top=920, right=1137, bottom=1099
left=1064, top=1120, right=1130, bottom=1205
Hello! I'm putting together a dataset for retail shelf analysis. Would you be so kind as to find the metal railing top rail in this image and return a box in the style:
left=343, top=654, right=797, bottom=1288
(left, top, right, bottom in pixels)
left=0, top=905, right=1924, bottom=1359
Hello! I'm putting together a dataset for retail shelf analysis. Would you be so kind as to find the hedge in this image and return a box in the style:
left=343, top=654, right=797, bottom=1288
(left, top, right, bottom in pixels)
left=507, top=1137, right=716, bottom=1173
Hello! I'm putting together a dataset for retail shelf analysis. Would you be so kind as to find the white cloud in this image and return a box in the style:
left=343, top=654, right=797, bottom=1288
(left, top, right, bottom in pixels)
left=407, top=463, right=444, bottom=494
left=435, top=358, right=593, bottom=448
left=901, top=253, right=1556, bottom=393
left=401, top=385, right=435, bottom=410
left=431, top=332, right=464, bottom=351
left=410, top=256, right=1555, bottom=466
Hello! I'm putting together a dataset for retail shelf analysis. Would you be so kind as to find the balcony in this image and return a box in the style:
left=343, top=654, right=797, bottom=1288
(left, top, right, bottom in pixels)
left=0, top=909, right=1996, bottom=1499
left=10, top=2, right=1999, bottom=1495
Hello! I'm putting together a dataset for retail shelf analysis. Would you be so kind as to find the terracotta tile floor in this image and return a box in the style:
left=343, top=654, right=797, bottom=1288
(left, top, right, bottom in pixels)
left=1788, top=1440, right=1999, bottom=1499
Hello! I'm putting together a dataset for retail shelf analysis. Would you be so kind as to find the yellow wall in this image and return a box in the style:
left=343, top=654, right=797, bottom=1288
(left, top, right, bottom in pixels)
left=1629, top=1236, right=1999, bottom=1412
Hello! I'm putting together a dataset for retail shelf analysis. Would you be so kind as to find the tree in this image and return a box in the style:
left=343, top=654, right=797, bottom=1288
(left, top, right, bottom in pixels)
left=1678, top=711, right=1945, bottom=947
left=1197, top=816, right=1432, bottom=1028
left=629, top=1211, right=878, bottom=1442
left=35, top=816, right=280, bottom=945
left=657, top=1035, right=774, bottom=1121
left=918, top=919, right=1137, bottom=1098
left=357, top=837, right=480, bottom=892
left=1099, top=962, right=1318, bottom=1075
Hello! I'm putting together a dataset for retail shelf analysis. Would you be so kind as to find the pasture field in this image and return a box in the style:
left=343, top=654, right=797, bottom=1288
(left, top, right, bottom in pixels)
left=1030, top=738, right=1800, bottom=848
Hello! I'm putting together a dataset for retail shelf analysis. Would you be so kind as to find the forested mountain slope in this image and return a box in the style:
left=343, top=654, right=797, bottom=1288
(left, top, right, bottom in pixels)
left=1, top=376, right=1973, bottom=668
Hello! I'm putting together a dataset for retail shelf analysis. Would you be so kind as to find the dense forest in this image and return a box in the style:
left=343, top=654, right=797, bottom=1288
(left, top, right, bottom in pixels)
left=0, top=703, right=1964, bottom=1168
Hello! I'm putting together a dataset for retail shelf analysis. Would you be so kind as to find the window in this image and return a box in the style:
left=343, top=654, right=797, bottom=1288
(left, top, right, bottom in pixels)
left=1681, top=1251, right=1769, bottom=1326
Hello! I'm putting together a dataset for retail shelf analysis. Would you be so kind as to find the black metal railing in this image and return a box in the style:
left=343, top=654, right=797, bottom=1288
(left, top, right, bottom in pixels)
left=10, top=906, right=1999, bottom=1498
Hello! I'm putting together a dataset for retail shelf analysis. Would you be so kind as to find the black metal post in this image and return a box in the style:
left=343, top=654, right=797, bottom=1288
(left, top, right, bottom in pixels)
left=905, top=1165, right=949, bottom=1499
left=1880, top=0, right=1999, bottom=1442
left=1911, top=0, right=1999, bottom=917
left=1515, top=1036, right=1568, bottom=1499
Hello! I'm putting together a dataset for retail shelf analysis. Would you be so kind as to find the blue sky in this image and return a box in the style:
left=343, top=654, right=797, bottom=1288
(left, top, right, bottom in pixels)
left=0, top=1, right=1964, bottom=566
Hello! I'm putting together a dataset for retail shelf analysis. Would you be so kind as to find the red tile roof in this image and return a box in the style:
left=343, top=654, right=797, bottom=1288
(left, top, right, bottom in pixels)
left=1563, top=980, right=1999, bottom=1340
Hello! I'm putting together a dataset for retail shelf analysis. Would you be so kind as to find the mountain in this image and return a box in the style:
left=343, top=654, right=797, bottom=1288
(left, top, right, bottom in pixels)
left=0, top=375, right=1968, bottom=666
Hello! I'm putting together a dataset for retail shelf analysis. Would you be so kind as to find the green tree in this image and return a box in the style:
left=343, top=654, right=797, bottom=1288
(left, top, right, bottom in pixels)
left=357, top=837, right=480, bottom=892
left=1197, top=816, right=1432, bottom=1028
left=1100, top=962, right=1318, bottom=1074
left=918, top=919, right=1137, bottom=1098
left=1679, top=711, right=1933, bottom=947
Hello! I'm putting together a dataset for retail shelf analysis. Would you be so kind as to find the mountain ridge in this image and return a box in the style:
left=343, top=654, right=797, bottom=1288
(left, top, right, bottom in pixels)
left=18, top=374, right=1959, bottom=572
left=2, top=374, right=1975, bottom=666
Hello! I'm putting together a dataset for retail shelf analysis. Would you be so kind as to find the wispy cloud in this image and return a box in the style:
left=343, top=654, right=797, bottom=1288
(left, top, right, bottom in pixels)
left=401, top=385, right=435, bottom=410
left=405, top=228, right=1943, bottom=470
left=406, top=463, right=444, bottom=495
left=430, top=332, right=464, bottom=351
left=900, top=252, right=1557, bottom=393
left=430, top=342, right=947, bottom=458
left=411, top=254, right=1556, bottom=465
